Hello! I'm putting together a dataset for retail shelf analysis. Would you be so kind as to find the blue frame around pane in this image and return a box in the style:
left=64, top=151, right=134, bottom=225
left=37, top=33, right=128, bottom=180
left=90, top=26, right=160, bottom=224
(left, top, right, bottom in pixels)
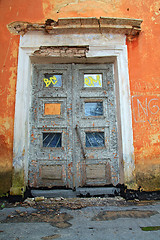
left=43, top=133, right=62, bottom=148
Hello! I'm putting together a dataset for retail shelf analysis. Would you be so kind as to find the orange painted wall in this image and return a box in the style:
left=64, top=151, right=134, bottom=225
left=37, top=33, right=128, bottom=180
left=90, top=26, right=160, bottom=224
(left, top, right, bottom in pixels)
left=0, top=0, right=160, bottom=194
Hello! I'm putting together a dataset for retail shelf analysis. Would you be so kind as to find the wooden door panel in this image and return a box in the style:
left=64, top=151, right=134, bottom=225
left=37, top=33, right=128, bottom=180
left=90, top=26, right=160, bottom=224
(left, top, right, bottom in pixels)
left=73, top=64, right=119, bottom=186
left=40, top=164, right=66, bottom=187
left=85, top=162, right=112, bottom=185
left=29, top=64, right=73, bottom=188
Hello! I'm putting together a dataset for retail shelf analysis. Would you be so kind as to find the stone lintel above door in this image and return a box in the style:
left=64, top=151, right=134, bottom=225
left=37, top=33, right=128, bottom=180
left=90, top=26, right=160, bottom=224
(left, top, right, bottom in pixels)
left=7, top=17, right=143, bottom=37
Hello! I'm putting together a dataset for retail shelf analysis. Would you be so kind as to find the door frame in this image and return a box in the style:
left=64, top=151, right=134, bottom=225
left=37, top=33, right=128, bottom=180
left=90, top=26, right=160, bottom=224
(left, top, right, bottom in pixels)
left=11, top=31, right=135, bottom=195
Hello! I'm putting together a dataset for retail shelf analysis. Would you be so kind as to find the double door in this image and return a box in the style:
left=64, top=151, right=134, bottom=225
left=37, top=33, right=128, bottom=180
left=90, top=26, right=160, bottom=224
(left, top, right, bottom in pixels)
left=29, top=63, right=119, bottom=188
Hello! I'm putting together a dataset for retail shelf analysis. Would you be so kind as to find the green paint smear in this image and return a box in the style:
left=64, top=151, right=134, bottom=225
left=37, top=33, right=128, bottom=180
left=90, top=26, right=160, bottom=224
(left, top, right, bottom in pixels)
left=141, top=226, right=160, bottom=231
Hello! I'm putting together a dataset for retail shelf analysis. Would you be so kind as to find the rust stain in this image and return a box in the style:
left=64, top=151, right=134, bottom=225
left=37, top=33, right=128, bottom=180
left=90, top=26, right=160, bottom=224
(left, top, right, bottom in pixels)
left=31, top=133, right=36, bottom=142
left=88, top=154, right=94, bottom=159
left=22, top=149, right=25, bottom=156
left=67, top=162, right=73, bottom=180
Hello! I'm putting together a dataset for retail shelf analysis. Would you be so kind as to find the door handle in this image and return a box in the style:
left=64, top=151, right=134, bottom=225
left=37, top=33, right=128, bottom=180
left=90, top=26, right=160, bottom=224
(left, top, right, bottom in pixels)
left=75, top=125, right=87, bottom=159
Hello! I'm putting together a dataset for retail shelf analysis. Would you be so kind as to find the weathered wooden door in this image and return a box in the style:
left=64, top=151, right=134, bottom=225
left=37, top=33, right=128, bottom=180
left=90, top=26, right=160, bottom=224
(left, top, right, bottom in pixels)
left=29, top=63, right=119, bottom=188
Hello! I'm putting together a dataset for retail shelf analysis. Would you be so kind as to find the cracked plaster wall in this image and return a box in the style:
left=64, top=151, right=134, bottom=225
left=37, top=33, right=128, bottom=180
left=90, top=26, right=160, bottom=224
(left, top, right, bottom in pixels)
left=0, top=0, right=160, bottom=194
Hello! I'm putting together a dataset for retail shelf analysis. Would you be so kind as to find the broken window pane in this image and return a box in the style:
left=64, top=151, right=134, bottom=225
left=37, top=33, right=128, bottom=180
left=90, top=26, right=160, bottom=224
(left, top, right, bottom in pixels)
left=84, top=74, right=102, bottom=88
left=85, top=102, right=103, bottom=116
left=43, top=74, right=62, bottom=88
left=43, top=133, right=62, bottom=147
left=86, top=132, right=104, bottom=147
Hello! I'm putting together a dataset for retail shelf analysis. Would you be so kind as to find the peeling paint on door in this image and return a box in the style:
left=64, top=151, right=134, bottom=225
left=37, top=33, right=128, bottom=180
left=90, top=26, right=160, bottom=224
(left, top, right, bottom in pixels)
left=29, top=63, right=119, bottom=189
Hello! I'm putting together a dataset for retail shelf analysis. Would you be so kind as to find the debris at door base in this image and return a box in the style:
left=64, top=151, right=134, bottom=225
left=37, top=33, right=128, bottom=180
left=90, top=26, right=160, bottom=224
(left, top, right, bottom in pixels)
left=76, top=187, right=120, bottom=197
left=30, top=187, right=160, bottom=201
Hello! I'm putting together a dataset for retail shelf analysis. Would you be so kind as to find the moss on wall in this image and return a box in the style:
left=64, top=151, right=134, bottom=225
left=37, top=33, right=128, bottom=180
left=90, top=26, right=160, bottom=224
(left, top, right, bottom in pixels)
left=136, top=164, right=160, bottom=191
left=10, top=168, right=25, bottom=196
left=0, top=171, right=12, bottom=196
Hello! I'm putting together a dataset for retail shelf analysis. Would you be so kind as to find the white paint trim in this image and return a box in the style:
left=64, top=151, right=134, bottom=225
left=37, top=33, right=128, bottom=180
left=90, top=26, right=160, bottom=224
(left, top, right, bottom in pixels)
left=13, top=47, right=33, bottom=186
left=13, top=32, right=135, bottom=191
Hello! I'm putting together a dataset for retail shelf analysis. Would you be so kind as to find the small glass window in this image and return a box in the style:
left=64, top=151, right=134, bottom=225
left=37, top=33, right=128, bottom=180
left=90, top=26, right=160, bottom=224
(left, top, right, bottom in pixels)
left=43, top=133, right=62, bottom=147
left=85, top=102, right=103, bottom=116
left=84, top=74, right=102, bottom=88
left=86, top=132, right=104, bottom=147
left=43, top=74, right=62, bottom=88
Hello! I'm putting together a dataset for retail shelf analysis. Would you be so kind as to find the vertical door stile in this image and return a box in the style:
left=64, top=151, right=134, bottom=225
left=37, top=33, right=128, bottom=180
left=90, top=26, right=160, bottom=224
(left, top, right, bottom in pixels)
left=66, top=64, right=73, bottom=188
left=71, top=63, right=77, bottom=189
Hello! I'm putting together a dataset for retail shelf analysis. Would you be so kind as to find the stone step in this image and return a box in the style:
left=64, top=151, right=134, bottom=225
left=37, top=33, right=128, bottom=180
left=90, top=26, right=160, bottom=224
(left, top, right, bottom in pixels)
left=31, top=187, right=120, bottom=198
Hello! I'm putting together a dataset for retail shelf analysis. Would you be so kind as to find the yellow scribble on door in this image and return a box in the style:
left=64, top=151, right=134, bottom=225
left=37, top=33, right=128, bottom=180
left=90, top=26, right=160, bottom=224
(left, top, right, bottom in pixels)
left=84, top=75, right=101, bottom=87
left=43, top=76, right=57, bottom=87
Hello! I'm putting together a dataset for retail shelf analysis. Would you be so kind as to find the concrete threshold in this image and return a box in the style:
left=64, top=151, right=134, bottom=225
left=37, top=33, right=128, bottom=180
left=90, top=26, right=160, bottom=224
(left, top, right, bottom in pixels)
left=31, top=187, right=120, bottom=198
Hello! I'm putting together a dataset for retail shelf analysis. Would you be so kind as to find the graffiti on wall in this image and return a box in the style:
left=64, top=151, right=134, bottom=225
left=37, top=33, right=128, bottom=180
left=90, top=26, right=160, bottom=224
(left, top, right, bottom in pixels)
left=132, top=96, right=160, bottom=123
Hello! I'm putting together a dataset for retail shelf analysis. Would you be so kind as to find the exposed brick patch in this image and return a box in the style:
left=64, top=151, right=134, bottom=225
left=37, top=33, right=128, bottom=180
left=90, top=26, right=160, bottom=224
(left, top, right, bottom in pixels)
left=33, top=46, right=89, bottom=57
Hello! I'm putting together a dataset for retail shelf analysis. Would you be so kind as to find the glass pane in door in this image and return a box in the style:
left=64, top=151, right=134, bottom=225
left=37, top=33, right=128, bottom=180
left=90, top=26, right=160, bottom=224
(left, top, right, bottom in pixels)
left=86, top=132, right=104, bottom=147
left=85, top=102, right=103, bottom=116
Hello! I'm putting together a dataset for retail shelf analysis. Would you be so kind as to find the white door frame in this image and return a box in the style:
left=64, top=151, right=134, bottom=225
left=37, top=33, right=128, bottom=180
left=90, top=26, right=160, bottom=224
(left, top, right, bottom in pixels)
left=11, top=31, right=135, bottom=195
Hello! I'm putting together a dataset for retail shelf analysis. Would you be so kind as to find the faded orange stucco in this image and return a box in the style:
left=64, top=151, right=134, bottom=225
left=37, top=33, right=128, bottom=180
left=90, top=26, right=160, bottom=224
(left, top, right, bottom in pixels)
left=0, top=0, right=160, bottom=194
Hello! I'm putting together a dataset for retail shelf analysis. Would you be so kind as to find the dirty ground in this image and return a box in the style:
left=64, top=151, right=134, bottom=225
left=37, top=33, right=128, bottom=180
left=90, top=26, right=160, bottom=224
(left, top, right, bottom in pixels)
left=0, top=197, right=160, bottom=239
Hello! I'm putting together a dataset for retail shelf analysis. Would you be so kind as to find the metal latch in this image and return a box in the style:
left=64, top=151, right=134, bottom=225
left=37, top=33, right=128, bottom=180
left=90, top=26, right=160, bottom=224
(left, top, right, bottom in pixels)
left=75, top=124, right=87, bottom=159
